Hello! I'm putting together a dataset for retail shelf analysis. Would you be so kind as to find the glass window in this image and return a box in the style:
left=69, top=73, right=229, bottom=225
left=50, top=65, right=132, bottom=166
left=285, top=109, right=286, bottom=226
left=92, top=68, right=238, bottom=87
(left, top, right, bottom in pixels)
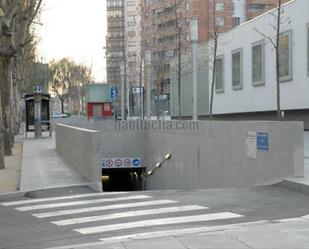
left=232, top=49, right=242, bottom=90
left=215, top=17, right=225, bottom=27
left=249, top=4, right=266, bottom=11
left=185, top=2, right=189, bottom=10
left=127, top=1, right=135, bottom=6
left=215, top=56, right=224, bottom=93
left=127, top=21, right=137, bottom=27
left=279, top=30, right=292, bottom=81
left=252, top=40, right=265, bottom=85
left=215, top=3, right=225, bottom=11
left=233, top=17, right=240, bottom=27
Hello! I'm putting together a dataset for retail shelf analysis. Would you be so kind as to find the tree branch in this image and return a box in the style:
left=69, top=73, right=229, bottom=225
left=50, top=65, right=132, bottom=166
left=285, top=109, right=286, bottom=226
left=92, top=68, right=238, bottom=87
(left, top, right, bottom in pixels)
left=253, top=27, right=277, bottom=49
left=27, top=0, right=43, bottom=28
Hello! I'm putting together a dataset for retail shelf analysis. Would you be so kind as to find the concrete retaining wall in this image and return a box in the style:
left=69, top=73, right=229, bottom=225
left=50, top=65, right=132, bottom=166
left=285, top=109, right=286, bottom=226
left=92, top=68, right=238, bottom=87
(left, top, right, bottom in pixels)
left=144, top=121, right=304, bottom=189
left=55, top=124, right=102, bottom=191
left=55, top=120, right=304, bottom=190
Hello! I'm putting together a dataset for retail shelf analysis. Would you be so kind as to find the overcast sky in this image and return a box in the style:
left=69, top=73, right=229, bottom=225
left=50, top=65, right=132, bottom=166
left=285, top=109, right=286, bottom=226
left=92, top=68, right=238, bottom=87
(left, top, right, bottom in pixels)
left=37, top=0, right=107, bottom=82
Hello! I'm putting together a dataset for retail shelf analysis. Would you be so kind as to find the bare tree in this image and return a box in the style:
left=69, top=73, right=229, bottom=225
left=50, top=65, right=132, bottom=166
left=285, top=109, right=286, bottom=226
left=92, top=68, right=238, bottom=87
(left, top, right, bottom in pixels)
left=144, top=6, right=170, bottom=119
left=209, top=0, right=219, bottom=119
left=0, top=0, right=42, bottom=169
left=174, top=0, right=183, bottom=119
left=49, top=58, right=93, bottom=114
left=254, top=0, right=289, bottom=120
left=68, top=64, right=93, bottom=114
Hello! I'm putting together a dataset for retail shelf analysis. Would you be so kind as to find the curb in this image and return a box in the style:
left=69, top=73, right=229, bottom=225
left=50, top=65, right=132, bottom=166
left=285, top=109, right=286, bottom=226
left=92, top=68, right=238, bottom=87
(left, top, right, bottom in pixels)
left=281, top=179, right=309, bottom=195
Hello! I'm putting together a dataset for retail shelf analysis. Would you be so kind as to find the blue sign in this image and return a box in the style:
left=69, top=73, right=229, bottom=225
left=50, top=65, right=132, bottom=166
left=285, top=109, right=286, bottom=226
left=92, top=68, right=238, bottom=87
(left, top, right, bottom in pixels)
left=111, top=87, right=118, bottom=100
left=102, top=157, right=142, bottom=168
left=33, top=85, right=42, bottom=93
left=257, top=132, right=269, bottom=151
left=132, top=159, right=141, bottom=167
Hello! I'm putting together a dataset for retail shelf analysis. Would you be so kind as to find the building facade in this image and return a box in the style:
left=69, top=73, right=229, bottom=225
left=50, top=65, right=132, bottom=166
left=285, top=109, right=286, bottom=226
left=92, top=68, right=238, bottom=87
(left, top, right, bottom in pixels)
left=124, top=0, right=143, bottom=117
left=106, top=0, right=288, bottom=118
left=207, top=0, right=309, bottom=126
left=106, top=0, right=144, bottom=117
left=143, top=0, right=285, bottom=117
left=106, top=0, right=125, bottom=86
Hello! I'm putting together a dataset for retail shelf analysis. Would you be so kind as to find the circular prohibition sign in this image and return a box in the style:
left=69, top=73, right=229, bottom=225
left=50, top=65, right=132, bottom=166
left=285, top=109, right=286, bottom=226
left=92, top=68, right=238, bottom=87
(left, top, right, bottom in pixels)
left=105, top=159, right=113, bottom=167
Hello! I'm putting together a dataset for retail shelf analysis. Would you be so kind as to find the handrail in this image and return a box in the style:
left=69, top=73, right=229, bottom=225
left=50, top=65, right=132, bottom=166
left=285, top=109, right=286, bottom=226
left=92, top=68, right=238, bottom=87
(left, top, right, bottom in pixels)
left=143, top=153, right=171, bottom=178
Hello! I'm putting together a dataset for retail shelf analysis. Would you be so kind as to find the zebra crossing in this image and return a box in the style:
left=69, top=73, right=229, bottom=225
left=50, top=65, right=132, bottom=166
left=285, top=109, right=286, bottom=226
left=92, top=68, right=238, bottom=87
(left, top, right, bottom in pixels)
left=0, top=191, right=244, bottom=243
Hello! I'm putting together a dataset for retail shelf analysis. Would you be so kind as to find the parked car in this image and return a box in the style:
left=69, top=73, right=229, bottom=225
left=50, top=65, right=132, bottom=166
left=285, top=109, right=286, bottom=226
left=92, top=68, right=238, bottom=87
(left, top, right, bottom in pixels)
left=51, top=111, right=67, bottom=118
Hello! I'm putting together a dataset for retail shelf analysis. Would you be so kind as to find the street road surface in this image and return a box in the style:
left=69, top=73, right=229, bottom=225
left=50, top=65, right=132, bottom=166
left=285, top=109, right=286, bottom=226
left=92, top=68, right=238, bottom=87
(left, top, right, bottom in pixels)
left=1, top=185, right=309, bottom=249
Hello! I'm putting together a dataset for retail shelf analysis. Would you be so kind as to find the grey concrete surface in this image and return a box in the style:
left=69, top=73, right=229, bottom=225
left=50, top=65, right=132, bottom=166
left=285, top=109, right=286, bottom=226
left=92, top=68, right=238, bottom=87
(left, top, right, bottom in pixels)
left=144, top=121, right=304, bottom=189
left=281, top=131, right=309, bottom=193
left=20, top=134, right=90, bottom=192
left=304, top=131, right=309, bottom=158
left=55, top=124, right=102, bottom=192
left=56, top=120, right=304, bottom=190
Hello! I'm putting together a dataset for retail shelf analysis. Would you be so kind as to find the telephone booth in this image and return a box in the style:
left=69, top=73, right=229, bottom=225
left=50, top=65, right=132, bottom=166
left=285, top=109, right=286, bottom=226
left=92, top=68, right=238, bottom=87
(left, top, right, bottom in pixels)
left=24, top=93, right=51, bottom=136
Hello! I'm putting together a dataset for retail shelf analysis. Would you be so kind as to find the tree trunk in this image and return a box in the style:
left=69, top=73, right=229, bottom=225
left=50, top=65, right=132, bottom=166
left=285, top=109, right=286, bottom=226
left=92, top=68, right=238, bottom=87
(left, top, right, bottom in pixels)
left=0, top=91, right=4, bottom=169
left=0, top=57, right=13, bottom=156
left=177, top=30, right=182, bottom=120
left=12, top=82, right=21, bottom=135
left=210, top=41, right=217, bottom=120
left=210, top=0, right=218, bottom=120
left=60, top=98, right=65, bottom=114
left=276, top=0, right=282, bottom=120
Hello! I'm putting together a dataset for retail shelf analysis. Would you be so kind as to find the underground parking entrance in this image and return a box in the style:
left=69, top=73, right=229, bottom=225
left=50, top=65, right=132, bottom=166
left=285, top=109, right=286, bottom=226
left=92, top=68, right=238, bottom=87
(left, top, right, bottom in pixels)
left=101, top=167, right=146, bottom=191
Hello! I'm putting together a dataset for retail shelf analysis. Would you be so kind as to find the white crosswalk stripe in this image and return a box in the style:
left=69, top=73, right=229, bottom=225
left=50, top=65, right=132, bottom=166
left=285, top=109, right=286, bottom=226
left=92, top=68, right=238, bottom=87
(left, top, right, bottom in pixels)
left=6, top=192, right=245, bottom=243
left=51, top=205, right=208, bottom=226
left=33, top=199, right=178, bottom=218
left=74, top=212, right=243, bottom=235
left=0, top=192, right=128, bottom=206
left=16, top=195, right=150, bottom=211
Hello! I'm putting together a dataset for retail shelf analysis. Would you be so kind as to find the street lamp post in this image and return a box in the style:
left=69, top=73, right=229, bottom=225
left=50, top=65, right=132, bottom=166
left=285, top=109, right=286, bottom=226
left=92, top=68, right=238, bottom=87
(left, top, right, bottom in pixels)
left=78, top=83, right=81, bottom=116
left=190, top=17, right=198, bottom=121
left=145, top=50, right=152, bottom=119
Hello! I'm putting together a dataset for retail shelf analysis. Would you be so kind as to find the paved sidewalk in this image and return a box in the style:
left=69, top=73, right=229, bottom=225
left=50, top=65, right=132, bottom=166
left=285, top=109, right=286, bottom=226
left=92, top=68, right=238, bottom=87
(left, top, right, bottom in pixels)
left=0, top=139, right=22, bottom=193
left=20, top=133, right=89, bottom=192
left=46, top=217, right=309, bottom=249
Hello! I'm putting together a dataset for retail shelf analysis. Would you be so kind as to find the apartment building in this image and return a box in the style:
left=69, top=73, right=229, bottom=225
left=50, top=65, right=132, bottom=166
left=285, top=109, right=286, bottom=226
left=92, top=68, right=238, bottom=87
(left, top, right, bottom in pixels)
left=106, top=0, right=143, bottom=117
left=124, top=0, right=143, bottom=116
left=106, top=0, right=125, bottom=86
left=246, top=0, right=279, bottom=20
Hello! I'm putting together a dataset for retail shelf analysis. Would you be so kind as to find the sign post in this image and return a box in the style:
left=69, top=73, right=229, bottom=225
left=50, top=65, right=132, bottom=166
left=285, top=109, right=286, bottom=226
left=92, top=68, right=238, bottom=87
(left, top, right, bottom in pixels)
left=111, top=86, right=118, bottom=120
left=33, top=85, right=42, bottom=138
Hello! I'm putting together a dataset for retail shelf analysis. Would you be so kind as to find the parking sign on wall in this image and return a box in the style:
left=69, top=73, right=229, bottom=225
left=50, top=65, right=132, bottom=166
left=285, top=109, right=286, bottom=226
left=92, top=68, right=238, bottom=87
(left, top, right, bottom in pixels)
left=102, top=158, right=142, bottom=168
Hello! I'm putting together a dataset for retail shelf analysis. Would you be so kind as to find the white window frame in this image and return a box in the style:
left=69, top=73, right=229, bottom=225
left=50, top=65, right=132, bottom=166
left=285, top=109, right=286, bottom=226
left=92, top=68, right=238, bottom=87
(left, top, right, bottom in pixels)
left=232, top=48, right=243, bottom=90
left=252, top=39, right=265, bottom=86
left=215, top=55, right=224, bottom=93
left=279, top=30, right=293, bottom=82
left=307, top=23, right=309, bottom=76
